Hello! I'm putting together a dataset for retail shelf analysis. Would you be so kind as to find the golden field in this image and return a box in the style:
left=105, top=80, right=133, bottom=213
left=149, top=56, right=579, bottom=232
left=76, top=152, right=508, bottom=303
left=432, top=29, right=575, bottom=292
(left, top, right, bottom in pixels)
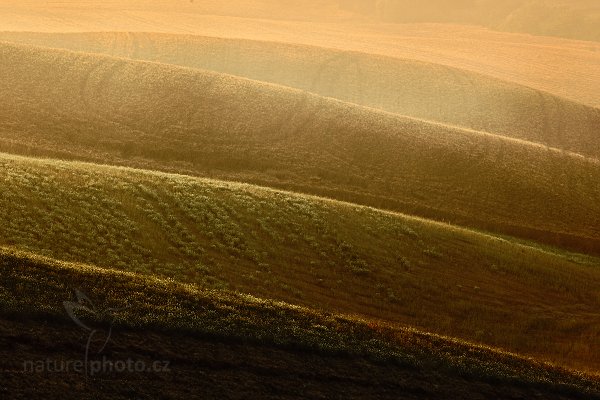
left=1, top=2, right=600, bottom=107
left=1, top=248, right=598, bottom=397
left=2, top=32, right=600, bottom=158
left=0, top=2, right=598, bottom=398
left=1, top=42, right=599, bottom=254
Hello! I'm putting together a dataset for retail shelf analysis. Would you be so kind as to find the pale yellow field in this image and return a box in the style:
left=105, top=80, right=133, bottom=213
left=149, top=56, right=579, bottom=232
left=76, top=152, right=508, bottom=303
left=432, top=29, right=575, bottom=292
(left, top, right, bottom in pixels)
left=3, top=31, right=600, bottom=160
left=2, top=2, right=600, bottom=106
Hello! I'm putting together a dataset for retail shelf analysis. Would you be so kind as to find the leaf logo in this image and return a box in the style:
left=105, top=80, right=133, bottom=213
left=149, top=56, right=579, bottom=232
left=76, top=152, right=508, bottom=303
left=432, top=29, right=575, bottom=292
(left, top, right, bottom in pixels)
left=63, top=290, right=127, bottom=378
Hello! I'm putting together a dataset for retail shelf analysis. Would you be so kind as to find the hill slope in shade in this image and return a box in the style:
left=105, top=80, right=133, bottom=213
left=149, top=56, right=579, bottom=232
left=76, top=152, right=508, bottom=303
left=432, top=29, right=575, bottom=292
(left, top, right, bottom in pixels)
left=1, top=249, right=599, bottom=399
left=2, top=32, right=600, bottom=159
left=1, top=43, right=600, bottom=254
left=0, top=153, right=599, bottom=371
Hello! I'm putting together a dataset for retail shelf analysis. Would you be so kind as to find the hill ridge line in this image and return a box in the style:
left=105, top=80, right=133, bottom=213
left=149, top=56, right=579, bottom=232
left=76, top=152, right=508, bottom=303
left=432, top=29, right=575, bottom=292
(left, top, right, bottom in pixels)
left=3, top=31, right=599, bottom=113
left=2, top=40, right=598, bottom=162
left=0, top=244, right=583, bottom=363
left=0, top=149, right=596, bottom=264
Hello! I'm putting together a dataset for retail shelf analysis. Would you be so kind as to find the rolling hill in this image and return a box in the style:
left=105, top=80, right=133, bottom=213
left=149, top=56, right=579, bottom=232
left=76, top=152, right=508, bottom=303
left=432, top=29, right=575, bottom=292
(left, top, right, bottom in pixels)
left=495, top=0, right=600, bottom=42
left=1, top=249, right=599, bottom=399
left=2, top=32, right=600, bottom=159
left=161, top=19, right=600, bottom=108
left=2, top=4, right=600, bottom=107
left=1, top=42, right=599, bottom=254
left=1, top=2, right=599, bottom=397
left=0, top=152, right=599, bottom=371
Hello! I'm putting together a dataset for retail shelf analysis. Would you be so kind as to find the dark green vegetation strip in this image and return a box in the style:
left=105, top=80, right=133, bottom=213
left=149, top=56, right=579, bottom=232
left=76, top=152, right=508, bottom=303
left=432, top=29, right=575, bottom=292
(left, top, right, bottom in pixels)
left=0, top=249, right=598, bottom=397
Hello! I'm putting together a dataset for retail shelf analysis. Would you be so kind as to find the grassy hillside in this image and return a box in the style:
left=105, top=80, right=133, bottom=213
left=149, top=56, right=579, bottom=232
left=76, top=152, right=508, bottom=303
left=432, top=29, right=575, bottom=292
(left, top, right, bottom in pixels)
left=3, top=32, right=600, bottom=159
left=2, top=3, right=598, bottom=397
left=1, top=249, right=599, bottom=398
left=0, top=153, right=599, bottom=371
left=1, top=43, right=600, bottom=254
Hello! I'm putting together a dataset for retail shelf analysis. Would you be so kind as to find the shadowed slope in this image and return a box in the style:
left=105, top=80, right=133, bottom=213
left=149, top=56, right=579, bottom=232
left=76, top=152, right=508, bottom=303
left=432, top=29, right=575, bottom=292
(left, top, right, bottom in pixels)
left=0, top=153, right=599, bottom=370
left=2, top=32, right=600, bottom=159
left=1, top=249, right=598, bottom=399
left=1, top=42, right=599, bottom=254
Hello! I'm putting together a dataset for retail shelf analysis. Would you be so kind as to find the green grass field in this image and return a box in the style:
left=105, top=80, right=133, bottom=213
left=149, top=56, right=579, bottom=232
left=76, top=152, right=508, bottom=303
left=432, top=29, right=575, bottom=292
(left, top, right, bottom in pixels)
left=0, top=152, right=598, bottom=371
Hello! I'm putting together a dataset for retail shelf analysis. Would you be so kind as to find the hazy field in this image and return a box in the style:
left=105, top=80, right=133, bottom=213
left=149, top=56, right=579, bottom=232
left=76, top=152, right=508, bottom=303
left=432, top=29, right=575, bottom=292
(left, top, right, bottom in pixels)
left=2, top=0, right=599, bottom=41
left=2, top=3, right=600, bottom=107
left=3, top=32, right=600, bottom=159
left=1, top=2, right=599, bottom=398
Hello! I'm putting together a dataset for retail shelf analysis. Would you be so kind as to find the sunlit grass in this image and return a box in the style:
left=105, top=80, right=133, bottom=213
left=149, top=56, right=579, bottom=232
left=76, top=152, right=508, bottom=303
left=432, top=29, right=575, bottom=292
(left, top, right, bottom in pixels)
left=0, top=152, right=598, bottom=371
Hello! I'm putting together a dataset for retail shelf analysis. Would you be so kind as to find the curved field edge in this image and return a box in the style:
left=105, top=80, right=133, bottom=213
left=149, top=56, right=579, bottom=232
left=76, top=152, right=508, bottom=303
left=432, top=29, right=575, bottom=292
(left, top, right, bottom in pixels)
left=0, top=152, right=599, bottom=371
left=0, top=249, right=598, bottom=397
left=1, top=43, right=600, bottom=255
left=2, top=32, right=599, bottom=159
